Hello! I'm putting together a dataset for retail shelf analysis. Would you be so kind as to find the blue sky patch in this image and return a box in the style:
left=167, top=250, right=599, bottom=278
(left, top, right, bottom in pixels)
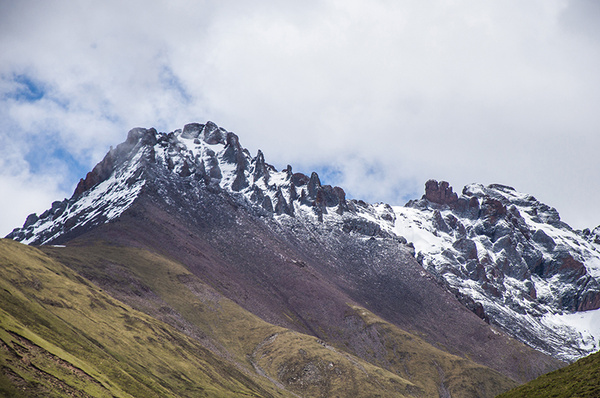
left=159, top=65, right=191, bottom=103
left=8, top=74, right=46, bottom=102
left=25, top=139, right=90, bottom=194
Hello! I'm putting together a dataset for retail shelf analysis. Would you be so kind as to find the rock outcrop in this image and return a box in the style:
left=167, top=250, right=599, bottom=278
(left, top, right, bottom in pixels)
left=423, top=179, right=458, bottom=205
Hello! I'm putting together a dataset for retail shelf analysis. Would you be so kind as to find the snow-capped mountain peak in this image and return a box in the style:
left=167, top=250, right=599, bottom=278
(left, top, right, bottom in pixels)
left=7, top=122, right=385, bottom=245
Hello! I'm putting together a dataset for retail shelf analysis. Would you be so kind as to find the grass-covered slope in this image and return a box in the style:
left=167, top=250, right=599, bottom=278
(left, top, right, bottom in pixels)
left=0, top=239, right=286, bottom=397
left=497, top=349, right=600, bottom=398
left=38, top=242, right=422, bottom=397
left=39, top=241, right=519, bottom=397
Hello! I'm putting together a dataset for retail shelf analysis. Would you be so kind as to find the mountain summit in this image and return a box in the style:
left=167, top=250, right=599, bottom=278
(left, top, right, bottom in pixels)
left=8, top=122, right=596, bottom=396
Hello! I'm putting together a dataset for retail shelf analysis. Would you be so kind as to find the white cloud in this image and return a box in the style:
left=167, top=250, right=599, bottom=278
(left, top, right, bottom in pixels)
left=1, top=0, right=600, bottom=236
left=0, top=172, right=67, bottom=236
left=0, top=128, right=71, bottom=234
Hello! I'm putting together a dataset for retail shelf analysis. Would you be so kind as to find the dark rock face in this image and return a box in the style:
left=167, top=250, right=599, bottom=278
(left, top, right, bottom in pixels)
left=578, top=288, right=600, bottom=311
left=432, top=210, right=451, bottom=233
left=181, top=122, right=203, bottom=139
left=203, top=148, right=222, bottom=180
left=201, top=121, right=226, bottom=145
left=252, top=150, right=270, bottom=184
left=532, top=229, right=556, bottom=251
left=452, top=238, right=478, bottom=261
left=292, top=172, right=310, bottom=186
left=342, top=218, right=382, bottom=237
left=126, top=127, right=158, bottom=147
left=274, top=187, right=293, bottom=216
left=24, top=213, right=39, bottom=228
left=581, top=226, right=600, bottom=245
left=307, top=172, right=321, bottom=200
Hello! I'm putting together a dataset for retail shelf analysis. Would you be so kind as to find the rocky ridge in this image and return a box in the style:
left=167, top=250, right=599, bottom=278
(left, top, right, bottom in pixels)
left=9, top=122, right=386, bottom=246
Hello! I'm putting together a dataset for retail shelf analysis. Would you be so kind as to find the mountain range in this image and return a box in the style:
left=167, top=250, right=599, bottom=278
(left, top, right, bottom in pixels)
left=3, top=121, right=599, bottom=397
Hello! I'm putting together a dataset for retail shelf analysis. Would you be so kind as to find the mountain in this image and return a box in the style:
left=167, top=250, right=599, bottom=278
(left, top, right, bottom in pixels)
left=4, top=122, right=573, bottom=396
left=392, top=180, right=600, bottom=361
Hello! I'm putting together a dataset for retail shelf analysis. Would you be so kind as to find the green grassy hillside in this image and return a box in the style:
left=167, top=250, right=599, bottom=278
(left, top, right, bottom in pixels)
left=497, top=349, right=600, bottom=398
left=343, top=305, right=518, bottom=397
left=39, top=241, right=518, bottom=397
left=0, top=237, right=526, bottom=397
left=0, top=239, right=285, bottom=397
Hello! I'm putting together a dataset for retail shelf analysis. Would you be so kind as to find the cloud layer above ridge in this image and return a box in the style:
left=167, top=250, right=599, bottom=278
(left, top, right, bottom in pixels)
left=1, top=0, right=599, bottom=235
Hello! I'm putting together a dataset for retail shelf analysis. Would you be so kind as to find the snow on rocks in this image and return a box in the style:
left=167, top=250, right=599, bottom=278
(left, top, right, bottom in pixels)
left=7, top=148, right=147, bottom=245
left=8, top=122, right=387, bottom=245
left=391, top=180, right=600, bottom=361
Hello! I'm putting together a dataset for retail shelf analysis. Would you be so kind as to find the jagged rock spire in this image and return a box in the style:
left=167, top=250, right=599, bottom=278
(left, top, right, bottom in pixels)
left=253, top=150, right=270, bottom=184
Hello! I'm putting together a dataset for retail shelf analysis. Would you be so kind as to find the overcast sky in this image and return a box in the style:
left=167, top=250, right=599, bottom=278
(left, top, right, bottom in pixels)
left=1, top=0, right=599, bottom=236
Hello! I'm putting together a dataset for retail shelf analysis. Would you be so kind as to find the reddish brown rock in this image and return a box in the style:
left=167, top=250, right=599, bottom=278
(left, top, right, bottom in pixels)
left=578, top=291, right=600, bottom=311
left=423, top=179, right=458, bottom=205
left=559, top=256, right=587, bottom=279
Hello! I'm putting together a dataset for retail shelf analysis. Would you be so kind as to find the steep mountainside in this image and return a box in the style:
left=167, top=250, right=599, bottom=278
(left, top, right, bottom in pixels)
left=5, top=122, right=569, bottom=396
left=37, top=241, right=518, bottom=398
